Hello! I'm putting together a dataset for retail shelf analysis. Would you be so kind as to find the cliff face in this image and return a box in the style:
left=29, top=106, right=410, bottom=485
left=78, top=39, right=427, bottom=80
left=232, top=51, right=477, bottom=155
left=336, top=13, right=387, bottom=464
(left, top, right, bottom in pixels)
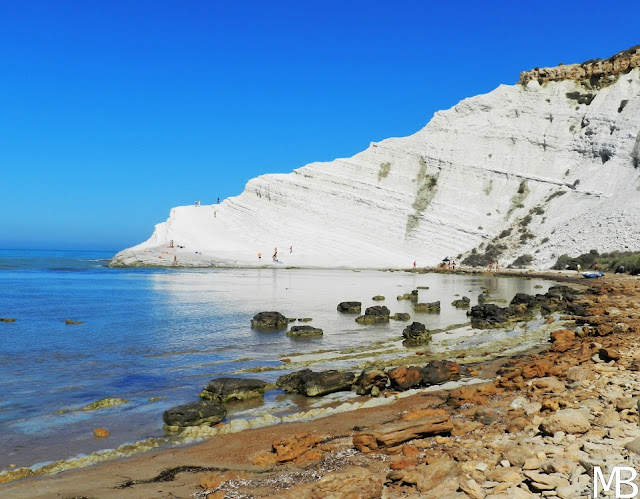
left=519, top=46, right=640, bottom=85
left=112, top=49, right=640, bottom=269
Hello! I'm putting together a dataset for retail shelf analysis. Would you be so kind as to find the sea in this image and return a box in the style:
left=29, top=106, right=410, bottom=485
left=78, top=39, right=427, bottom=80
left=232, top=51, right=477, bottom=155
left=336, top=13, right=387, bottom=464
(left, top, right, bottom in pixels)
left=0, top=249, right=553, bottom=473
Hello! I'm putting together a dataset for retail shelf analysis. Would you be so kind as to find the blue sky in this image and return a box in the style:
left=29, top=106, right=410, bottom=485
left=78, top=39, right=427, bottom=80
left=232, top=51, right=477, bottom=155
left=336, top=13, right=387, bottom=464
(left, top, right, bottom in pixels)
left=1, top=1, right=638, bottom=251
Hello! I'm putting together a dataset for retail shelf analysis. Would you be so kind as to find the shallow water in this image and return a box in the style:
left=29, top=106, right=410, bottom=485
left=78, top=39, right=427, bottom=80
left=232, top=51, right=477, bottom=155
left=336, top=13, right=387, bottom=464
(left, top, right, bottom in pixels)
left=0, top=249, right=551, bottom=470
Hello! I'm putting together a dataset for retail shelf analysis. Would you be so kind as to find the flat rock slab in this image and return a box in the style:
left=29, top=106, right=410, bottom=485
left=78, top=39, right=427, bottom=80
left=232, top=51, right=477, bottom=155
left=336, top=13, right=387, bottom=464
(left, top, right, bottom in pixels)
left=200, top=377, right=267, bottom=403
left=276, top=369, right=355, bottom=397
left=353, top=410, right=452, bottom=451
left=287, top=325, right=323, bottom=337
left=163, top=400, right=227, bottom=428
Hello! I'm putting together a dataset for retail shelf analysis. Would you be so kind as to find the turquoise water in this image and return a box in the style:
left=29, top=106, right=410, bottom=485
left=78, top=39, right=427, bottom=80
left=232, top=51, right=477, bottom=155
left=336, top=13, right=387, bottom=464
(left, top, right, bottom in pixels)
left=0, top=249, right=551, bottom=471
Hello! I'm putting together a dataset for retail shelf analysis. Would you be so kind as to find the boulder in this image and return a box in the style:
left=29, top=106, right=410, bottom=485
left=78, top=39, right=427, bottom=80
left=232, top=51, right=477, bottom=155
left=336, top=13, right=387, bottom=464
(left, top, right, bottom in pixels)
left=353, top=367, right=389, bottom=395
left=420, top=360, right=460, bottom=386
left=402, top=322, right=431, bottom=345
left=163, top=400, right=227, bottom=428
left=414, top=301, right=440, bottom=312
left=372, top=295, right=385, bottom=301
left=451, top=296, right=470, bottom=308
left=337, top=301, right=361, bottom=313
left=355, top=305, right=390, bottom=324
left=540, top=408, right=591, bottom=435
left=287, top=325, right=323, bottom=337
left=276, top=369, right=355, bottom=397
left=251, top=311, right=289, bottom=330
left=387, top=365, right=422, bottom=390
left=200, top=377, right=267, bottom=403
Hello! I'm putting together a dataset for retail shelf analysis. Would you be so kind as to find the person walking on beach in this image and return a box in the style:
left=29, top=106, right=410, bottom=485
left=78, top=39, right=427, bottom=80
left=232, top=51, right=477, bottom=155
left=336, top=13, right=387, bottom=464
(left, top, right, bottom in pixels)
left=452, top=260, right=456, bottom=271
left=258, top=252, right=262, bottom=260
left=413, top=261, right=416, bottom=269
left=577, top=263, right=581, bottom=274
left=173, top=255, right=177, bottom=265
left=273, top=248, right=278, bottom=262
left=488, top=263, right=493, bottom=272
left=290, top=245, right=293, bottom=253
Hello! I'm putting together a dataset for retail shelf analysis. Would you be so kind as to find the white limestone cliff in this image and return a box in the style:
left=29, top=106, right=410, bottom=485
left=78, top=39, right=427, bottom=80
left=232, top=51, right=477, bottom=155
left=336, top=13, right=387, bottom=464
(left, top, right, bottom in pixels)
left=112, top=48, right=640, bottom=269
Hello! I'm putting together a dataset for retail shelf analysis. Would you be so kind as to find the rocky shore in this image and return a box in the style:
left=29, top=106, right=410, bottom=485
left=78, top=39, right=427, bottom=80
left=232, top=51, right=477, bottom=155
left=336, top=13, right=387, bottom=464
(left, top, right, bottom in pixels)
left=3, top=273, right=640, bottom=498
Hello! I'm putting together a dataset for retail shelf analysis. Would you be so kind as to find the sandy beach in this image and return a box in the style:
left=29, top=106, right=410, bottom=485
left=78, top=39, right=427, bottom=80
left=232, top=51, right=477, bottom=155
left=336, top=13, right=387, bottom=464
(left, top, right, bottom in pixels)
left=3, top=270, right=640, bottom=498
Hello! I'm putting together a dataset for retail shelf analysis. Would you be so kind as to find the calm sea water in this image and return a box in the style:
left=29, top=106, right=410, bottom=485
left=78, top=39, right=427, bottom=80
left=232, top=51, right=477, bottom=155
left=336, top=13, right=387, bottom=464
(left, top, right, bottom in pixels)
left=0, top=249, right=551, bottom=471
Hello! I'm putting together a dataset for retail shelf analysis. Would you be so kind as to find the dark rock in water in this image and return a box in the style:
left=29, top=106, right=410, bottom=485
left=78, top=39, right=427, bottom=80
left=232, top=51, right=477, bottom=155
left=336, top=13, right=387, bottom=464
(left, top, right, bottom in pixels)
left=421, top=360, right=460, bottom=386
left=297, top=317, right=313, bottom=322
left=353, top=367, right=389, bottom=395
left=414, top=301, right=440, bottom=313
left=372, top=295, right=385, bottom=301
left=337, top=301, right=362, bottom=313
left=402, top=322, right=431, bottom=345
left=387, top=365, right=422, bottom=390
left=200, top=377, right=267, bottom=403
left=451, top=296, right=470, bottom=308
left=467, top=304, right=513, bottom=328
left=390, top=312, right=411, bottom=321
left=163, top=400, right=227, bottom=427
left=510, top=293, right=539, bottom=308
left=355, top=305, right=390, bottom=324
left=0, top=318, right=16, bottom=323
left=251, top=311, right=289, bottom=330
left=287, top=318, right=297, bottom=322
left=477, top=292, right=489, bottom=305
left=416, top=286, right=429, bottom=290
left=287, top=325, right=324, bottom=337
left=276, top=369, right=355, bottom=397
left=65, top=319, right=84, bottom=325
left=397, top=290, right=419, bottom=301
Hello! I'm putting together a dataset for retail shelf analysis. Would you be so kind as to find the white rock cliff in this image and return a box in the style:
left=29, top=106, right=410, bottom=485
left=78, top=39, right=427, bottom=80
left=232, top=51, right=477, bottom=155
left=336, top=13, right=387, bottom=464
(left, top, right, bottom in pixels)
left=112, top=47, right=640, bottom=269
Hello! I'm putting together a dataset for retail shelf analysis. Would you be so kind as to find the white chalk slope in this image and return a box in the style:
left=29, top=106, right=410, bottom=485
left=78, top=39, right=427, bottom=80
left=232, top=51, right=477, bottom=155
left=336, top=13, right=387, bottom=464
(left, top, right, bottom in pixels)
left=112, top=68, right=640, bottom=269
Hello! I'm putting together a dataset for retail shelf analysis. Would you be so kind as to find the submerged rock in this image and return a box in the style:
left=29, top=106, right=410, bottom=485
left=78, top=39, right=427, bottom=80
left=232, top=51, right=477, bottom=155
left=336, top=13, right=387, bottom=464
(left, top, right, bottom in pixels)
left=200, top=377, right=267, bottom=403
left=82, top=397, right=128, bottom=411
left=402, top=322, right=431, bottom=345
left=276, top=369, right=355, bottom=397
left=391, top=312, right=411, bottom=321
left=0, top=318, right=16, bottom=323
left=467, top=303, right=515, bottom=328
left=163, top=400, right=227, bottom=428
left=337, top=301, right=362, bottom=313
left=414, top=301, right=440, bottom=312
left=65, top=319, right=84, bottom=325
left=251, top=311, right=289, bottom=330
left=372, top=295, right=385, bottom=301
left=287, top=325, right=324, bottom=337
left=397, top=290, right=419, bottom=301
left=353, top=367, right=389, bottom=395
left=451, top=296, right=470, bottom=308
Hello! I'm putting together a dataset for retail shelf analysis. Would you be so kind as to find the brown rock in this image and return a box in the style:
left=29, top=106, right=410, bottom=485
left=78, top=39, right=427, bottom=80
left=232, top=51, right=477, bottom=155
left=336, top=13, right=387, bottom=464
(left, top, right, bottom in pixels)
left=402, top=444, right=421, bottom=458
left=272, top=433, right=323, bottom=462
left=506, top=417, right=528, bottom=433
left=540, top=408, right=591, bottom=435
left=354, top=413, right=452, bottom=452
left=400, top=408, right=449, bottom=422
left=390, top=459, right=417, bottom=470
left=531, top=377, right=565, bottom=393
left=388, top=365, right=422, bottom=390
left=93, top=428, right=109, bottom=438
left=284, top=466, right=384, bottom=499
left=550, top=329, right=575, bottom=352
